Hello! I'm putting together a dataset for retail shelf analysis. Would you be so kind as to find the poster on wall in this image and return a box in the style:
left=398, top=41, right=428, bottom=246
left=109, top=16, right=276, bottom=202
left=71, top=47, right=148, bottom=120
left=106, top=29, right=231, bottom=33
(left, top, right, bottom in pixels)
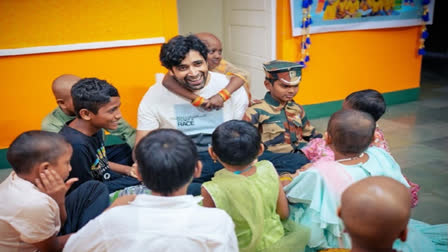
left=291, top=0, right=435, bottom=36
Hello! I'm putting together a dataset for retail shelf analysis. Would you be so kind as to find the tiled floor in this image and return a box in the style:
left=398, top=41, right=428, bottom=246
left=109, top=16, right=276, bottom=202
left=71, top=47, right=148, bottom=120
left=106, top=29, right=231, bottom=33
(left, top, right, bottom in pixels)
left=1, top=59, right=446, bottom=224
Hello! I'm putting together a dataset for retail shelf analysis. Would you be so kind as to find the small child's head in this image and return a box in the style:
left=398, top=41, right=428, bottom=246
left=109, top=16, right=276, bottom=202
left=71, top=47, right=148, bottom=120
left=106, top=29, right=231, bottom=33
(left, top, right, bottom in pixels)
left=71, top=78, right=122, bottom=130
left=7, top=131, right=73, bottom=180
left=263, top=60, right=303, bottom=104
left=52, top=74, right=81, bottom=116
left=327, top=109, right=375, bottom=155
left=196, top=32, right=223, bottom=70
left=210, top=120, right=263, bottom=167
left=343, top=89, right=386, bottom=122
left=339, top=176, right=411, bottom=250
left=135, top=129, right=201, bottom=196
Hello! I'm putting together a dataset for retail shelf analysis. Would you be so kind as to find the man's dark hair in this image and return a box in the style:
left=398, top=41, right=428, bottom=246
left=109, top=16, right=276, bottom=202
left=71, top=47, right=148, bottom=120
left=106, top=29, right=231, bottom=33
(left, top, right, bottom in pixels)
left=159, top=35, right=209, bottom=70
left=327, top=109, right=375, bottom=155
left=71, top=78, right=119, bottom=117
left=212, top=120, right=261, bottom=166
left=135, top=129, right=198, bottom=195
left=345, top=89, right=386, bottom=121
left=7, top=131, right=70, bottom=174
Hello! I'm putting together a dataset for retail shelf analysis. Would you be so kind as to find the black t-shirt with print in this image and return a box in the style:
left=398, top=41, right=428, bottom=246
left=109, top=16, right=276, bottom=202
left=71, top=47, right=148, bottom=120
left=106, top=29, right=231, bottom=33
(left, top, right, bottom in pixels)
left=59, top=123, right=111, bottom=193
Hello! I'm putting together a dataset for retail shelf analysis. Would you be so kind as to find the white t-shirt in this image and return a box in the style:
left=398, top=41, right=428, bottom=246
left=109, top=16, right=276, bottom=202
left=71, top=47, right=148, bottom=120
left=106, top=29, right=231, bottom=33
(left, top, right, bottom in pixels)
left=137, top=71, right=248, bottom=135
left=63, top=194, right=238, bottom=252
left=0, top=172, right=61, bottom=252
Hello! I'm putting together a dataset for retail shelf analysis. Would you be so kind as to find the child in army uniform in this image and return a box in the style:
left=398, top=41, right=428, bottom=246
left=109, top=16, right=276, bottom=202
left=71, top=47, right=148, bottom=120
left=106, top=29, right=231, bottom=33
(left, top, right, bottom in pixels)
left=244, top=60, right=320, bottom=181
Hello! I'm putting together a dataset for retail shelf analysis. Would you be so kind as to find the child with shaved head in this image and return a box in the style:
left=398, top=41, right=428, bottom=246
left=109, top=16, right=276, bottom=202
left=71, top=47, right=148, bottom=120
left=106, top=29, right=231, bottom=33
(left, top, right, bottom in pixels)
left=339, top=176, right=411, bottom=252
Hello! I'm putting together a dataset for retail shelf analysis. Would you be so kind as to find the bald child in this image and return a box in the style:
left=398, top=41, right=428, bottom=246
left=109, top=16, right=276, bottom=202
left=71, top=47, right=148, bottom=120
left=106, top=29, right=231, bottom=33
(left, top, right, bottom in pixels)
left=162, top=33, right=250, bottom=110
left=41, top=74, right=136, bottom=148
left=338, top=176, right=411, bottom=252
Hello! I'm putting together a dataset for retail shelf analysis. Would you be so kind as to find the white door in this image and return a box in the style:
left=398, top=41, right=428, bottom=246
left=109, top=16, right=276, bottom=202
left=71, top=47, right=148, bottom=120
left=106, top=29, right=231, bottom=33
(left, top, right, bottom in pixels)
left=223, top=0, right=276, bottom=99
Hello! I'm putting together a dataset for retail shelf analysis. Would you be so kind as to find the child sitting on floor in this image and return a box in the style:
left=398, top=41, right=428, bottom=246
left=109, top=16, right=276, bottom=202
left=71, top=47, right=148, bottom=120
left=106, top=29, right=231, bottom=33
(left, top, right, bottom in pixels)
left=301, top=89, right=420, bottom=207
left=0, top=131, right=109, bottom=252
left=201, top=120, right=309, bottom=252
left=338, top=176, right=411, bottom=252
left=59, top=78, right=140, bottom=194
left=64, top=129, right=238, bottom=252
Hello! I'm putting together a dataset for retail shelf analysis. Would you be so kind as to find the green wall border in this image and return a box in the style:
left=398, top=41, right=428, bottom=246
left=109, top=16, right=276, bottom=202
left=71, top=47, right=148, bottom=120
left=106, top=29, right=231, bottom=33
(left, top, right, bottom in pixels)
left=0, top=87, right=420, bottom=169
left=304, top=87, right=420, bottom=119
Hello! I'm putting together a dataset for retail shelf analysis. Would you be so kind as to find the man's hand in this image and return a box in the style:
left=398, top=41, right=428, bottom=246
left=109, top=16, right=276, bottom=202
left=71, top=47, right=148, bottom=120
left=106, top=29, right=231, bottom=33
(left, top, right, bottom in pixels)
left=35, top=169, right=78, bottom=205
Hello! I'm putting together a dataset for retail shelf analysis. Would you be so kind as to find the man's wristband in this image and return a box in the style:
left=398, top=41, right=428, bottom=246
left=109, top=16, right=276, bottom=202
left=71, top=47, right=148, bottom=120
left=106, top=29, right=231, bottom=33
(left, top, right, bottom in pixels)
left=191, top=96, right=205, bottom=107
left=218, top=88, right=231, bottom=102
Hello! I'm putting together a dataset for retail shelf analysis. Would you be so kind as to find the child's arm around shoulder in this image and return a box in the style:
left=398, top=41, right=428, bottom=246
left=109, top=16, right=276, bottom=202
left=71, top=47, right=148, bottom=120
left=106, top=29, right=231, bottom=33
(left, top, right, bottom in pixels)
left=162, top=73, right=213, bottom=110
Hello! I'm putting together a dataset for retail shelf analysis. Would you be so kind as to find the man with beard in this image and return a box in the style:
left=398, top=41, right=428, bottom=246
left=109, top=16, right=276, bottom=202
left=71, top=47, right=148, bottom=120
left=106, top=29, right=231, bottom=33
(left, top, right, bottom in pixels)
left=137, top=35, right=249, bottom=195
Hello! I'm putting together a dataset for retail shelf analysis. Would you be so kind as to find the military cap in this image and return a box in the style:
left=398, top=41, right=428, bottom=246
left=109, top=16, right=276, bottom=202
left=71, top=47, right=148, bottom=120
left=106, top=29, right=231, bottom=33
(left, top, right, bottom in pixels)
left=263, top=60, right=303, bottom=85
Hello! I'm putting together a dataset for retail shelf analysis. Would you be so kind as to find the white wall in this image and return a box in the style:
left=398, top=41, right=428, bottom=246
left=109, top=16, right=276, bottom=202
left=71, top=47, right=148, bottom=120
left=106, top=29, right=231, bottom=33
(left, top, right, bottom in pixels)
left=177, top=0, right=224, bottom=41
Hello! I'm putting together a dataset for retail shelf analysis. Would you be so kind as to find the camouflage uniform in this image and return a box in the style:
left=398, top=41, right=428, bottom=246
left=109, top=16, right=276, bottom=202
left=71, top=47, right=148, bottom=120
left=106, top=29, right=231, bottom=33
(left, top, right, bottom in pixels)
left=243, top=60, right=318, bottom=173
left=244, top=60, right=317, bottom=153
left=244, top=92, right=317, bottom=153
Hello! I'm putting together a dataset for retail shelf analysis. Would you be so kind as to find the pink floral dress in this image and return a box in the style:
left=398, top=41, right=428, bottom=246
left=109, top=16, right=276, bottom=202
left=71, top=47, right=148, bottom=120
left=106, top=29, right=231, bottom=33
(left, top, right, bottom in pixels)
left=301, top=126, right=420, bottom=207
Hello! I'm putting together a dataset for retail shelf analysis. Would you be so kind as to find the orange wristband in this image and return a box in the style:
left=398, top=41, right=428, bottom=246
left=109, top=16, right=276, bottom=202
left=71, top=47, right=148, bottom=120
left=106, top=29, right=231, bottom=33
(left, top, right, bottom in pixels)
left=218, top=88, right=231, bottom=101
left=191, top=96, right=205, bottom=107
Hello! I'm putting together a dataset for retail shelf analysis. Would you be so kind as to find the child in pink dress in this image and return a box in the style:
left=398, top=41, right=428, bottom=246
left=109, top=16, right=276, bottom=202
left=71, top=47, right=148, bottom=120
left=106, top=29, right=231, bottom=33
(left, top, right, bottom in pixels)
left=301, top=89, right=420, bottom=207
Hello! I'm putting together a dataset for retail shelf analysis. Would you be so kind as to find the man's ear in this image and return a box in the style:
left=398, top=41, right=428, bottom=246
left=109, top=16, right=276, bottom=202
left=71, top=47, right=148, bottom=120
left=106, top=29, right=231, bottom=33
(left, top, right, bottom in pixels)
left=337, top=206, right=342, bottom=218
left=193, top=160, right=203, bottom=178
left=399, top=227, right=408, bottom=242
left=79, top=109, right=92, bottom=121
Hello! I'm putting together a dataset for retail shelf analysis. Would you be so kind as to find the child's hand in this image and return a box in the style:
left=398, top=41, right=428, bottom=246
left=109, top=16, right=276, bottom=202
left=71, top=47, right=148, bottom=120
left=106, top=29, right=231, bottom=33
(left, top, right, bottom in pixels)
left=128, top=164, right=139, bottom=179
left=35, top=169, right=78, bottom=205
left=200, top=99, right=214, bottom=111
left=207, top=94, right=225, bottom=110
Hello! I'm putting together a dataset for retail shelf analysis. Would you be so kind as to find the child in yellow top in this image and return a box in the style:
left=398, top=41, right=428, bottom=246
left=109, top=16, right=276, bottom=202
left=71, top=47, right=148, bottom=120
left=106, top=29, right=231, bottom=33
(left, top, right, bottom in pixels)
left=369, top=0, right=383, bottom=15
left=336, top=0, right=348, bottom=19
left=383, top=0, right=395, bottom=15
left=323, top=0, right=338, bottom=20
left=346, top=0, right=360, bottom=17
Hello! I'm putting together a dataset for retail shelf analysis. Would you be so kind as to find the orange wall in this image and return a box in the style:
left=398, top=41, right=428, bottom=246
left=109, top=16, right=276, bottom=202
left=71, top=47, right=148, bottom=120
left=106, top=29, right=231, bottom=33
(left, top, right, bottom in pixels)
left=276, top=0, right=422, bottom=105
left=0, top=0, right=178, bottom=148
